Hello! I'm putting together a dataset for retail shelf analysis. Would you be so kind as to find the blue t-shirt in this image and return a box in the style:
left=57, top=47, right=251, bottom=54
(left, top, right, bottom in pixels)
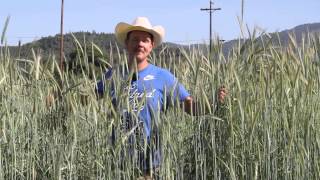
left=96, top=64, right=190, bottom=138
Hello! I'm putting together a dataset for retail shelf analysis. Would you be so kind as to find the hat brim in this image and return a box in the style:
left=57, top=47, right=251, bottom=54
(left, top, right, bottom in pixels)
left=115, top=22, right=165, bottom=48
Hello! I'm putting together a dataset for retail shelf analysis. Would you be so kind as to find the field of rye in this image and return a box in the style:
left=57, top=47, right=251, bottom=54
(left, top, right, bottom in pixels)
left=1, top=23, right=320, bottom=179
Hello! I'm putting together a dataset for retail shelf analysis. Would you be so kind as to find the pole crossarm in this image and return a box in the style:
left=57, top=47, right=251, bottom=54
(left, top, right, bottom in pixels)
left=200, top=8, right=221, bottom=11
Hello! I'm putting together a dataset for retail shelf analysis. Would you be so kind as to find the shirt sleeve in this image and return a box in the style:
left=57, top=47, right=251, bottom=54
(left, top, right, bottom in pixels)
left=96, top=69, right=113, bottom=95
left=163, top=70, right=190, bottom=102
left=176, top=83, right=190, bottom=101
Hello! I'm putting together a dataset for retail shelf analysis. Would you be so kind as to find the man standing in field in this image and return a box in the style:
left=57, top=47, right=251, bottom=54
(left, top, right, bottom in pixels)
left=96, top=17, right=227, bottom=179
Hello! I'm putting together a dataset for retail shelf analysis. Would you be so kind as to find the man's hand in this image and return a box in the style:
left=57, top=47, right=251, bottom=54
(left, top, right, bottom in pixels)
left=217, top=86, right=227, bottom=104
left=183, top=86, right=228, bottom=116
left=46, top=93, right=55, bottom=108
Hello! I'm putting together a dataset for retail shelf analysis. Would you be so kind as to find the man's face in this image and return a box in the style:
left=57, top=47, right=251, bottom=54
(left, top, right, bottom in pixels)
left=125, top=30, right=154, bottom=63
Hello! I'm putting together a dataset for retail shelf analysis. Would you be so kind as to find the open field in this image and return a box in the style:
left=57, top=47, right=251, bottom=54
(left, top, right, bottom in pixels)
left=1, top=30, right=320, bottom=179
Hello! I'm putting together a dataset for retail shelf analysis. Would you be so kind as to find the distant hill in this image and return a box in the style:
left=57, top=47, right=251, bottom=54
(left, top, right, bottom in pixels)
left=5, top=22, right=320, bottom=60
left=7, top=31, right=118, bottom=60
left=220, top=22, right=320, bottom=54
left=6, top=31, right=183, bottom=62
left=270, top=22, right=320, bottom=45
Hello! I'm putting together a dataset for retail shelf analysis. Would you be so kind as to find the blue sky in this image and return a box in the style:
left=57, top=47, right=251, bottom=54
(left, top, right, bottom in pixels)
left=0, top=0, right=319, bottom=45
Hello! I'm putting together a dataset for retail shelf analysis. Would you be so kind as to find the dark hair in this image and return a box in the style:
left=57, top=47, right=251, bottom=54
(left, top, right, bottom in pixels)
left=126, top=31, right=154, bottom=42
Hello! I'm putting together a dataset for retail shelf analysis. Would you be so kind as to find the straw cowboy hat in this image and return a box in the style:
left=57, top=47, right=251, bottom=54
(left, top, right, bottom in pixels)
left=115, top=17, right=165, bottom=47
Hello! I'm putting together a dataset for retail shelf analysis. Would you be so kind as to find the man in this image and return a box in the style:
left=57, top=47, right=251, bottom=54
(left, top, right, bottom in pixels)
left=96, top=17, right=227, bottom=179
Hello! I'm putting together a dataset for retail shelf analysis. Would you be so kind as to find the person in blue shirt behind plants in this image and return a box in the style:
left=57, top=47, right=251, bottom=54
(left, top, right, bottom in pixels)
left=96, top=17, right=227, bottom=179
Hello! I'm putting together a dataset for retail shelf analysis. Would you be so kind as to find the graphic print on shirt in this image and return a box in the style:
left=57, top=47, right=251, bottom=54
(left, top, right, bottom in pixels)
left=124, top=75, right=156, bottom=112
left=143, top=75, right=155, bottom=81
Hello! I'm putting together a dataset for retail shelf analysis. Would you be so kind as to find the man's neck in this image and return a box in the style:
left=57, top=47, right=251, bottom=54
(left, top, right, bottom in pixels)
left=128, top=58, right=149, bottom=72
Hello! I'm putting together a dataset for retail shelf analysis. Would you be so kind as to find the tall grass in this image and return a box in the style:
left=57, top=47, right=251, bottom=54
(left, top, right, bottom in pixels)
left=1, top=26, right=320, bottom=179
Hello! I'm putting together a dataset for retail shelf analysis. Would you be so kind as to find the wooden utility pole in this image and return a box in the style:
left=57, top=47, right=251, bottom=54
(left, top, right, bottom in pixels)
left=201, top=0, right=221, bottom=55
left=18, top=40, right=21, bottom=59
left=60, top=0, right=64, bottom=72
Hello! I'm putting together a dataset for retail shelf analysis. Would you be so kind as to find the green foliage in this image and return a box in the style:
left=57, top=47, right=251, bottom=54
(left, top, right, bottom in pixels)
left=7, top=31, right=120, bottom=61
